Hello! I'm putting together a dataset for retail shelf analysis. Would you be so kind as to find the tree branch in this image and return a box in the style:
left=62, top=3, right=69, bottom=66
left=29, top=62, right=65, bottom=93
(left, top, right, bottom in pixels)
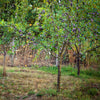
left=85, top=45, right=100, bottom=53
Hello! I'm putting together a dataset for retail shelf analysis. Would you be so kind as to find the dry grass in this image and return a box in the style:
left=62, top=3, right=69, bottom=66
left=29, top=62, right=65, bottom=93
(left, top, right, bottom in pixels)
left=0, top=66, right=100, bottom=100
left=0, top=66, right=57, bottom=99
left=0, top=66, right=75, bottom=100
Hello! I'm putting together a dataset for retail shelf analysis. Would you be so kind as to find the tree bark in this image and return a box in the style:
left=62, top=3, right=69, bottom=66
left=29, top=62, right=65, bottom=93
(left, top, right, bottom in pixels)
left=56, top=53, right=59, bottom=67
left=11, top=37, right=14, bottom=67
left=57, top=55, right=62, bottom=92
left=75, top=44, right=80, bottom=75
left=77, top=52, right=80, bottom=75
left=3, top=48, right=7, bottom=77
left=57, top=42, right=67, bottom=91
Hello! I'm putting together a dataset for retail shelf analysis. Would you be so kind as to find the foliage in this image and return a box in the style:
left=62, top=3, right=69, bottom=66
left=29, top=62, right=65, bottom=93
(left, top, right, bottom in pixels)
left=34, top=0, right=100, bottom=57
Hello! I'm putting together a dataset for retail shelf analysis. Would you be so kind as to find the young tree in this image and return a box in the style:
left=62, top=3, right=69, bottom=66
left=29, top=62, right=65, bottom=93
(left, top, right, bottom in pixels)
left=32, top=0, right=100, bottom=91
left=30, top=1, right=70, bottom=91
left=0, top=20, right=16, bottom=76
left=59, top=0, right=100, bottom=75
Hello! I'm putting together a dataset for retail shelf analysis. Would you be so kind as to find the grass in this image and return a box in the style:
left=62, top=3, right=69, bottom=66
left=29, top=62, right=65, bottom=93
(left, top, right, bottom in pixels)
left=74, top=86, right=100, bottom=100
left=28, top=90, right=35, bottom=95
left=22, top=96, right=28, bottom=99
left=36, top=88, right=57, bottom=97
left=36, top=90, right=45, bottom=97
left=87, top=88, right=99, bottom=96
left=0, top=66, right=100, bottom=100
left=81, top=68, right=100, bottom=78
left=36, top=66, right=100, bottom=79
left=36, top=65, right=76, bottom=75
left=0, top=68, right=2, bottom=75
left=0, top=66, right=58, bottom=100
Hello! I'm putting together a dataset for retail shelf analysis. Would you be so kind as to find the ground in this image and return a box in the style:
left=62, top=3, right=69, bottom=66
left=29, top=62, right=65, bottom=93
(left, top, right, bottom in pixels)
left=0, top=66, right=100, bottom=100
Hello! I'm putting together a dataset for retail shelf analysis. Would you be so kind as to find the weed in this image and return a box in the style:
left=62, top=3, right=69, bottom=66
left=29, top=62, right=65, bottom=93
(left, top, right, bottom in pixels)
left=8, top=69, right=15, bottom=72
left=22, top=96, right=28, bottom=99
left=53, top=82, right=57, bottom=87
left=87, top=88, right=99, bottom=96
left=32, top=65, right=39, bottom=68
left=45, top=89, right=57, bottom=96
left=36, top=90, right=45, bottom=97
left=37, top=75, right=41, bottom=78
left=28, top=90, right=35, bottom=95
left=16, top=96, right=20, bottom=99
left=81, top=68, right=100, bottom=79
left=36, top=88, right=57, bottom=97
left=0, top=69, right=3, bottom=77
left=79, top=95, right=91, bottom=100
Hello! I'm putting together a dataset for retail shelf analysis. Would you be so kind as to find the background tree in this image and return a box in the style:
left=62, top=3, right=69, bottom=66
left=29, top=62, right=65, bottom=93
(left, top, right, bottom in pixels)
left=0, top=20, right=16, bottom=76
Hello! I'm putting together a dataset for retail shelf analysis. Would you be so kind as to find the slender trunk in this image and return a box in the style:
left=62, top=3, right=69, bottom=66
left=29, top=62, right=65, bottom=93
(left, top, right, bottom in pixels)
left=57, top=55, right=62, bottom=92
left=76, top=0, right=80, bottom=75
left=57, top=64, right=61, bottom=92
left=75, top=44, right=80, bottom=75
left=77, top=52, right=80, bottom=75
left=57, top=41, right=67, bottom=91
left=56, top=53, right=59, bottom=67
left=3, top=49, right=7, bottom=77
left=24, top=45, right=27, bottom=67
left=11, top=37, right=14, bottom=66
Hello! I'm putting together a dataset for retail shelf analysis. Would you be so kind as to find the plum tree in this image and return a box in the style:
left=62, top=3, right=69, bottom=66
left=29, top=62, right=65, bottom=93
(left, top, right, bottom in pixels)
left=32, top=0, right=100, bottom=91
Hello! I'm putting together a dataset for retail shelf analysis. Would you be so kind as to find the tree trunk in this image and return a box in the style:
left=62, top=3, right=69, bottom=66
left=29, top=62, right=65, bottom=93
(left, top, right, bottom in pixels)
left=77, top=52, right=80, bottom=75
left=56, top=53, right=59, bottom=67
left=75, top=44, right=80, bottom=75
left=57, top=55, right=62, bottom=92
left=11, top=37, right=15, bottom=66
left=3, top=49, right=7, bottom=77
